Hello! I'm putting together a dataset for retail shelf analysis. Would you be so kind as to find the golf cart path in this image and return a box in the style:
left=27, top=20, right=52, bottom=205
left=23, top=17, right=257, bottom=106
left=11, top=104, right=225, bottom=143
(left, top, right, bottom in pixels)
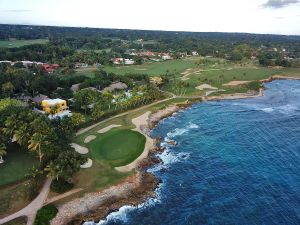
left=0, top=178, right=52, bottom=225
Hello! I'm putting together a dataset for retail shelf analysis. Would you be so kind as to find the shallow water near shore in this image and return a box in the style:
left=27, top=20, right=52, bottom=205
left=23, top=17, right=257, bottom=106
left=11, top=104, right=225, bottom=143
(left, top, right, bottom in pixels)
left=86, top=80, right=300, bottom=225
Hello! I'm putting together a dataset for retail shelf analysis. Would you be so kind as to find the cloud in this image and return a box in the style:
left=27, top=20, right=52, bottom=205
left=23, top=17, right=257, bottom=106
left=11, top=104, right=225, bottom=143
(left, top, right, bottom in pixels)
left=4, top=9, right=31, bottom=13
left=263, top=0, right=299, bottom=8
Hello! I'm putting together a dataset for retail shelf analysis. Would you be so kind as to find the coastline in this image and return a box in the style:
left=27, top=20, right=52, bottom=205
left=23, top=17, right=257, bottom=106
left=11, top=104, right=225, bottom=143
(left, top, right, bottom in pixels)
left=51, top=76, right=299, bottom=225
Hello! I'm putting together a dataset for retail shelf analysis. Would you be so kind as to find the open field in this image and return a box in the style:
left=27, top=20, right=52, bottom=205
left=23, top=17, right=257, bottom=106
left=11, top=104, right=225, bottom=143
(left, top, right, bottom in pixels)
left=0, top=144, right=38, bottom=187
left=89, top=129, right=145, bottom=167
left=0, top=39, right=48, bottom=48
left=103, top=57, right=202, bottom=76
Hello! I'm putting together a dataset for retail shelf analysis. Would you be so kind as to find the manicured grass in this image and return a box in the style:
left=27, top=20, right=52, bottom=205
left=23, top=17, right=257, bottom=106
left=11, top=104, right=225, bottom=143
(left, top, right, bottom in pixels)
left=0, top=39, right=48, bottom=48
left=103, top=57, right=201, bottom=76
left=89, top=129, right=146, bottom=167
left=0, top=144, right=38, bottom=186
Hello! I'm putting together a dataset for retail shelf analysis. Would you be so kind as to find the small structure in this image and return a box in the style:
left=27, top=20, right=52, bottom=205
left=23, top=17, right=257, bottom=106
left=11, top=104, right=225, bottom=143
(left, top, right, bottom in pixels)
left=43, top=64, right=60, bottom=73
left=192, top=51, right=199, bottom=56
left=74, top=63, right=88, bottom=69
left=70, top=83, right=81, bottom=92
left=31, top=94, right=49, bottom=104
left=124, top=59, right=135, bottom=65
left=112, top=58, right=124, bottom=65
left=102, top=82, right=128, bottom=92
left=162, top=54, right=172, bottom=60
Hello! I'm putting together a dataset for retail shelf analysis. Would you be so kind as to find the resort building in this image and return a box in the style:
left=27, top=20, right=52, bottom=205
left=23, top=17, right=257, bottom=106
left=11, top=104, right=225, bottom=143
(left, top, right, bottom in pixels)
left=41, top=98, right=69, bottom=115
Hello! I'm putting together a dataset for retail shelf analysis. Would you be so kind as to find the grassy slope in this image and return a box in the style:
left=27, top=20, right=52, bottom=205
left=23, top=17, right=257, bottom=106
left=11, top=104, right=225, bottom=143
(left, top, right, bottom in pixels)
left=103, top=57, right=200, bottom=76
left=89, top=129, right=146, bottom=167
left=0, top=144, right=38, bottom=186
left=0, top=39, right=48, bottom=48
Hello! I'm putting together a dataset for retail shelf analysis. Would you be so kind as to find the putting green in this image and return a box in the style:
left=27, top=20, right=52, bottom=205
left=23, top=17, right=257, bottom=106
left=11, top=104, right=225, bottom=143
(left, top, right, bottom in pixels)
left=89, top=129, right=146, bottom=167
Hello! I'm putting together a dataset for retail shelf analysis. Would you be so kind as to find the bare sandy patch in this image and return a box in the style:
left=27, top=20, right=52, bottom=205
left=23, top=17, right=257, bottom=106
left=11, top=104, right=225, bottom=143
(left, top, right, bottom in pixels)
left=134, top=68, right=147, bottom=71
left=80, top=158, right=93, bottom=169
left=196, top=84, right=218, bottom=91
left=71, top=143, right=89, bottom=154
left=84, top=135, right=96, bottom=143
left=97, top=124, right=122, bottom=134
left=223, top=80, right=251, bottom=86
left=115, top=112, right=154, bottom=172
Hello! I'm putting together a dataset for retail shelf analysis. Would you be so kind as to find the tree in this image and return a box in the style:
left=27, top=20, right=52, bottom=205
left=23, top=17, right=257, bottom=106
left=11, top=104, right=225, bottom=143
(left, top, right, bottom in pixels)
left=0, top=143, right=6, bottom=163
left=91, top=103, right=105, bottom=121
left=28, top=133, right=49, bottom=162
left=45, top=150, right=86, bottom=180
left=70, top=113, right=85, bottom=127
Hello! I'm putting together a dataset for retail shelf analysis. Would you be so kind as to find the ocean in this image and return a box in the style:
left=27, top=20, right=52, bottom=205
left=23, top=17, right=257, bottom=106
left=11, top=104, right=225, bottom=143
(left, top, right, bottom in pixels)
left=86, top=80, right=300, bottom=225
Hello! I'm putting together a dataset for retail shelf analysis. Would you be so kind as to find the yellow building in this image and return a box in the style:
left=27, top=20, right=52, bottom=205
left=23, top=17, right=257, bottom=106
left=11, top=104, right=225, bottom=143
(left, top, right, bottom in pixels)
left=41, top=99, right=68, bottom=114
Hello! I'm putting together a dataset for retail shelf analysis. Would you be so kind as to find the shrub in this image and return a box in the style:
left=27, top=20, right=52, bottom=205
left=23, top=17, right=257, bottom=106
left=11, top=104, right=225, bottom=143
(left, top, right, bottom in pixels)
left=34, top=205, right=58, bottom=225
left=246, top=81, right=263, bottom=91
left=50, top=179, right=74, bottom=193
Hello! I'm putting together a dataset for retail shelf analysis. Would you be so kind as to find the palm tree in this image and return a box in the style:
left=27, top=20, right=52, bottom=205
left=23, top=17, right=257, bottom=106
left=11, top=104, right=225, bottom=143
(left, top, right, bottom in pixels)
left=15, top=124, right=31, bottom=146
left=28, top=133, right=48, bottom=162
left=0, top=143, right=7, bottom=163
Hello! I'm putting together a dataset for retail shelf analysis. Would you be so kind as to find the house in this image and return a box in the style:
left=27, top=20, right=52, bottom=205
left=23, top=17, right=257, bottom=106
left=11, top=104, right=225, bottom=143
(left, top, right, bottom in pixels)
left=74, top=62, right=88, bottom=69
left=42, top=64, right=60, bottom=73
left=162, top=54, right=172, bottom=60
left=138, top=51, right=156, bottom=57
left=41, top=98, right=71, bottom=118
left=192, top=51, right=199, bottom=56
left=112, top=58, right=124, bottom=65
left=124, top=59, right=135, bottom=65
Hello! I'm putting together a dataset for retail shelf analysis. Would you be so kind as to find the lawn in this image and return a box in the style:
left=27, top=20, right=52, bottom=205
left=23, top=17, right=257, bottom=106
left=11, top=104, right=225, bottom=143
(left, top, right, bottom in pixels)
left=103, top=57, right=201, bottom=76
left=89, top=129, right=146, bottom=167
left=0, top=144, right=38, bottom=186
left=0, top=39, right=48, bottom=48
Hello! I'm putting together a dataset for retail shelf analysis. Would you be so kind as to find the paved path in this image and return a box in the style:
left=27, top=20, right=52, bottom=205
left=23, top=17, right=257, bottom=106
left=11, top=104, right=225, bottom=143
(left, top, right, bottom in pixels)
left=0, top=178, right=52, bottom=225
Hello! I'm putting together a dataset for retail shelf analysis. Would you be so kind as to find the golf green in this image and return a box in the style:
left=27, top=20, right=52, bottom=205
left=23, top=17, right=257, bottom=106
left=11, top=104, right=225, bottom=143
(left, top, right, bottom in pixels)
left=89, top=129, right=146, bottom=167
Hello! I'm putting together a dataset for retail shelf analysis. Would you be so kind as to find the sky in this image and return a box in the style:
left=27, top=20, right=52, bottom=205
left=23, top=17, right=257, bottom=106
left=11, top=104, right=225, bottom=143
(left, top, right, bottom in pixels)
left=0, top=0, right=300, bottom=35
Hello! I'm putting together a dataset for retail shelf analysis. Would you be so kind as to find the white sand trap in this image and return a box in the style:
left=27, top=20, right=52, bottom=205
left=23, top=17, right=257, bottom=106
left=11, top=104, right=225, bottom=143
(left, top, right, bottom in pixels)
left=84, top=135, right=96, bottom=143
left=80, top=158, right=93, bottom=168
left=71, top=143, right=89, bottom=154
left=223, top=80, right=251, bottom=86
left=97, top=124, right=121, bottom=134
left=196, top=84, right=218, bottom=91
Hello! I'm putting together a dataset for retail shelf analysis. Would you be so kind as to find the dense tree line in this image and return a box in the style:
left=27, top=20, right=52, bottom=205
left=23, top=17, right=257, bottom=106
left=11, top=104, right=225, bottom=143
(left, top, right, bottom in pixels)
left=1, top=24, right=299, bottom=65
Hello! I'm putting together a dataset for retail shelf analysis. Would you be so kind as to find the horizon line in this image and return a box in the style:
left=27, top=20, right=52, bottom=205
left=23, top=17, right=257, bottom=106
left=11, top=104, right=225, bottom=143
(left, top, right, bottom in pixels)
left=1, top=23, right=300, bottom=37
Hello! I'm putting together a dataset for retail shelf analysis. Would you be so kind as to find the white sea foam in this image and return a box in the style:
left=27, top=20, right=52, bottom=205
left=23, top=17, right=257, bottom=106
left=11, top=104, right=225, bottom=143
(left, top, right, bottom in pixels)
left=167, top=128, right=188, bottom=138
left=261, top=107, right=274, bottom=113
left=188, top=122, right=199, bottom=129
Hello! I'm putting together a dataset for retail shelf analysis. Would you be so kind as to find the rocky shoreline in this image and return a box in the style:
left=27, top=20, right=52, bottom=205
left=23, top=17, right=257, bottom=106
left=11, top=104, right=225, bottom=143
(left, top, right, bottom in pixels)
left=51, top=78, right=281, bottom=225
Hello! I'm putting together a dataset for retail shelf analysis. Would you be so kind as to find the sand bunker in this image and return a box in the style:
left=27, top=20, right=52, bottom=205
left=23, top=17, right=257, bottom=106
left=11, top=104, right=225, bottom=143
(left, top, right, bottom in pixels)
left=196, top=84, right=218, bottom=91
left=84, top=135, right=96, bottom=143
left=71, top=143, right=89, bottom=154
left=223, top=80, right=250, bottom=86
left=97, top=124, right=122, bottom=134
left=80, top=158, right=93, bottom=168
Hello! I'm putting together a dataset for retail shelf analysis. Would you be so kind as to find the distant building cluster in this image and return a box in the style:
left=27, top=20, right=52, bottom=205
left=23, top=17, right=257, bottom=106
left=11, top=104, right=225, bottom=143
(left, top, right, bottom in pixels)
left=0, top=60, right=60, bottom=73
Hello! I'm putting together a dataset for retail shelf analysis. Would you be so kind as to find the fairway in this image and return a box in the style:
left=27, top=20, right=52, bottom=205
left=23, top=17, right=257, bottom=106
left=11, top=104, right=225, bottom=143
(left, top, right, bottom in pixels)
left=0, top=144, right=38, bottom=186
left=89, top=129, right=146, bottom=167
left=103, top=57, right=200, bottom=76
left=0, top=39, right=48, bottom=48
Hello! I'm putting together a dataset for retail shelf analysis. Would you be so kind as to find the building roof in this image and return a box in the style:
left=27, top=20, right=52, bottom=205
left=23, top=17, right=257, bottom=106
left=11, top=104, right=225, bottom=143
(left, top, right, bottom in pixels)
left=31, top=94, right=49, bottom=104
left=42, top=98, right=65, bottom=105
left=102, top=82, right=128, bottom=92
